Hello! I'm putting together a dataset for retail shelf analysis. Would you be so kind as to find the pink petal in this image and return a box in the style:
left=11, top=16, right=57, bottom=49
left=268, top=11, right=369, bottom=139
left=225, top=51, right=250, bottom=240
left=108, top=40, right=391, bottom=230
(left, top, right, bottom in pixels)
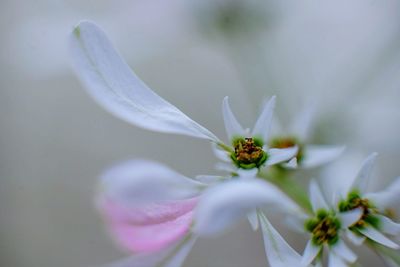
left=99, top=197, right=197, bottom=253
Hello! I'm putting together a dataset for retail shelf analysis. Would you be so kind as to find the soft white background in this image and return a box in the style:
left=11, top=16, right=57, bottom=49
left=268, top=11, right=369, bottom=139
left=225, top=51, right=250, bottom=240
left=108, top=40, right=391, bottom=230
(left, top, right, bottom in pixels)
left=1, top=0, right=400, bottom=266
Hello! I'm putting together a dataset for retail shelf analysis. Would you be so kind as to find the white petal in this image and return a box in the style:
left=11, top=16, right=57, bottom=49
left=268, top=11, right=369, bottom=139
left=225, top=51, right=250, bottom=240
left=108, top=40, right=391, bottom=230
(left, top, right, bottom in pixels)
left=194, top=175, right=225, bottom=185
left=328, top=252, right=348, bottom=267
left=211, top=143, right=230, bottom=162
left=301, top=240, right=321, bottom=266
left=247, top=209, right=259, bottom=231
left=266, top=146, right=299, bottom=166
left=346, top=230, right=365, bottom=246
left=358, top=225, right=400, bottom=249
left=107, top=235, right=197, bottom=267
left=214, top=162, right=236, bottom=173
left=376, top=215, right=400, bottom=235
left=222, top=96, right=245, bottom=141
left=338, top=209, right=363, bottom=228
left=351, top=153, right=378, bottom=194
left=259, top=212, right=304, bottom=267
left=309, top=180, right=329, bottom=213
left=331, top=240, right=357, bottom=263
left=301, top=145, right=345, bottom=168
left=290, top=104, right=316, bottom=141
left=284, top=215, right=306, bottom=234
left=101, top=160, right=204, bottom=205
left=252, top=96, right=276, bottom=141
left=70, top=21, right=218, bottom=141
left=237, top=168, right=258, bottom=178
left=193, top=179, right=300, bottom=236
left=366, top=176, right=400, bottom=208
left=283, top=157, right=298, bottom=169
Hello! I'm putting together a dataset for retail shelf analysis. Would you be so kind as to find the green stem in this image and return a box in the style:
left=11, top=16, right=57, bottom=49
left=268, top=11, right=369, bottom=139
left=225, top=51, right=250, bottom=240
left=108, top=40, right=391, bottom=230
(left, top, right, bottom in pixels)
left=259, top=167, right=312, bottom=214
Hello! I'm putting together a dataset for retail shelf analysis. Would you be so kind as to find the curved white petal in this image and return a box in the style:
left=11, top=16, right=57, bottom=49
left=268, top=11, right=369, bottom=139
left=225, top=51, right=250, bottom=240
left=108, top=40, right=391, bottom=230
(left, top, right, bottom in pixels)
left=222, top=96, right=245, bottom=141
left=211, top=143, right=230, bottom=162
left=346, top=229, right=365, bottom=246
left=331, top=240, right=357, bottom=263
left=193, top=179, right=300, bottom=236
left=259, top=213, right=305, bottom=267
left=338, top=209, right=363, bottom=228
left=351, top=153, right=378, bottom=194
left=283, top=157, right=298, bottom=169
left=247, top=209, right=259, bottom=231
left=328, top=252, right=348, bottom=267
left=358, top=225, right=399, bottom=249
left=100, top=160, right=204, bottom=205
left=194, top=175, right=225, bottom=185
left=107, top=235, right=197, bottom=267
left=309, top=180, right=329, bottom=213
left=252, top=96, right=276, bottom=141
left=70, top=21, right=218, bottom=141
left=301, top=145, right=345, bottom=168
left=215, top=162, right=236, bottom=173
left=290, top=104, right=316, bottom=141
left=266, top=146, right=299, bottom=166
left=365, top=176, right=400, bottom=208
left=237, top=168, right=258, bottom=178
left=376, top=215, right=400, bottom=235
left=301, top=240, right=321, bottom=266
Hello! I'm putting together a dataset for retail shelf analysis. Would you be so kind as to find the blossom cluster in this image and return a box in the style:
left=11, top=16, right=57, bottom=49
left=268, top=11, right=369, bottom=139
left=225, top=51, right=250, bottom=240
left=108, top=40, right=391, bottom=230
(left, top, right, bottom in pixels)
left=70, top=21, right=400, bottom=267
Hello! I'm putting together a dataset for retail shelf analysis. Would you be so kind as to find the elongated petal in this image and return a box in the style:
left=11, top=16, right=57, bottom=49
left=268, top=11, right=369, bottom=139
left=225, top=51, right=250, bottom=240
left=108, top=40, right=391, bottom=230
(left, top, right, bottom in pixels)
left=98, top=197, right=197, bottom=253
left=346, top=230, right=365, bottom=246
left=328, top=252, right=348, bottom=267
left=100, top=160, right=204, bottom=205
left=290, top=104, right=315, bottom=141
left=259, top=213, right=305, bottom=267
left=222, top=96, right=245, bottom=141
left=351, top=153, right=378, bottom=194
left=211, top=143, right=230, bottom=162
left=194, top=179, right=300, bottom=236
left=331, top=240, right=357, bottom=263
left=70, top=21, right=218, bottom=141
left=309, top=180, right=329, bottom=213
left=194, top=175, right=225, bottom=185
left=301, top=240, right=321, bottom=266
left=365, top=176, right=400, bottom=208
left=358, top=226, right=399, bottom=249
left=252, top=96, right=276, bottom=141
left=376, top=215, right=400, bottom=235
left=247, top=209, right=259, bottom=231
left=266, top=146, right=299, bottom=166
left=338, top=209, right=363, bottom=228
left=301, top=145, right=345, bottom=168
left=106, top=235, right=197, bottom=267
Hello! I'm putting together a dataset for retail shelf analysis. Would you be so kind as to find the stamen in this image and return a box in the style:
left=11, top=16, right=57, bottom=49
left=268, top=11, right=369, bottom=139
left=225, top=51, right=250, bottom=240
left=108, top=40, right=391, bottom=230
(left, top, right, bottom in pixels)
left=231, top=137, right=266, bottom=169
left=305, top=211, right=340, bottom=246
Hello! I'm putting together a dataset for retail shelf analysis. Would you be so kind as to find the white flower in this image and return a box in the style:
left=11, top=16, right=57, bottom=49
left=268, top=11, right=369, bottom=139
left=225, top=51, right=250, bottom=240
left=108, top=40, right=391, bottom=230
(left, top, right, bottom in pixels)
left=300, top=180, right=362, bottom=267
left=97, top=159, right=300, bottom=267
left=69, top=21, right=297, bottom=172
left=269, top=104, right=345, bottom=169
left=336, top=153, right=400, bottom=249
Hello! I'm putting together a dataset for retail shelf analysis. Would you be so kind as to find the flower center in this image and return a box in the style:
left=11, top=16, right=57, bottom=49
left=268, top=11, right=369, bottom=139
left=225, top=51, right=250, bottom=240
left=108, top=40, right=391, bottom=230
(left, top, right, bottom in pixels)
left=270, top=136, right=304, bottom=162
left=305, top=210, right=341, bottom=246
left=231, top=137, right=267, bottom=169
left=338, top=191, right=379, bottom=229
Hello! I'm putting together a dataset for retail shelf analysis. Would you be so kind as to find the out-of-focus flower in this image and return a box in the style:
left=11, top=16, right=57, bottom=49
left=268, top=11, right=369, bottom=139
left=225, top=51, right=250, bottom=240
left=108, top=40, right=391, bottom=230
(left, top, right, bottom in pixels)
left=96, top=160, right=300, bottom=267
left=300, top=181, right=362, bottom=267
left=269, top=105, right=345, bottom=169
left=69, top=21, right=297, bottom=173
left=336, top=153, right=400, bottom=249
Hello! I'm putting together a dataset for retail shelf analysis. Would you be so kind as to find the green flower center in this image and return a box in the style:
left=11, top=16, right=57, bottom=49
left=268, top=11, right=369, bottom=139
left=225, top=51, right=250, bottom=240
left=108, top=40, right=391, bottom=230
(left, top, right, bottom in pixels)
left=231, top=137, right=267, bottom=169
left=269, top=136, right=304, bottom=163
left=338, top=191, right=379, bottom=229
left=305, top=210, right=341, bottom=246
